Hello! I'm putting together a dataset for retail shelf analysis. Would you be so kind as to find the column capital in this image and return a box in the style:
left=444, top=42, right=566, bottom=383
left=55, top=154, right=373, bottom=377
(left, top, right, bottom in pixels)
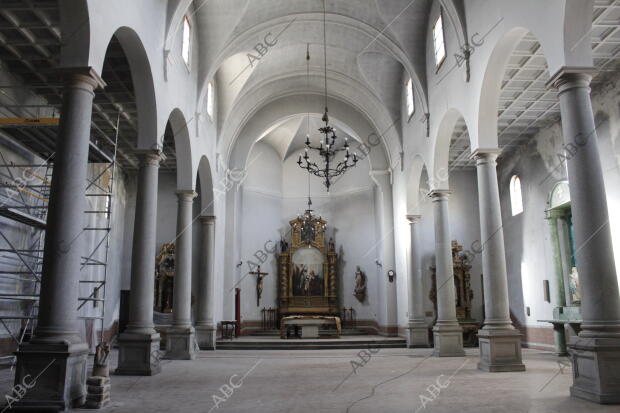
left=546, top=66, right=597, bottom=91
left=134, top=149, right=165, bottom=167
left=429, top=189, right=451, bottom=200
left=176, top=190, right=198, bottom=201
left=199, top=215, right=216, bottom=224
left=55, top=66, right=106, bottom=90
left=545, top=208, right=567, bottom=220
left=369, top=169, right=392, bottom=187
left=406, top=214, right=422, bottom=224
left=471, top=148, right=502, bottom=163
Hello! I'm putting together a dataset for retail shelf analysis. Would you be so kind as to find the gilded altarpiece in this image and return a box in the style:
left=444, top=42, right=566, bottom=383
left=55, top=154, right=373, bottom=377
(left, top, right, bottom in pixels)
left=278, top=216, right=338, bottom=315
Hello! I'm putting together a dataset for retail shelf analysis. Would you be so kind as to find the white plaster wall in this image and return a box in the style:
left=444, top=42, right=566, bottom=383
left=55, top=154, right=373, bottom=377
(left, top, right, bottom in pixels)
left=237, top=143, right=282, bottom=323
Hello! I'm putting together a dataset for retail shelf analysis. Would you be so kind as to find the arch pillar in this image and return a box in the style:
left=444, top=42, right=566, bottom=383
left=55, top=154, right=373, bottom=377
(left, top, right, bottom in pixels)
left=14, top=67, right=105, bottom=410
left=116, top=149, right=164, bottom=376
left=165, top=190, right=198, bottom=360
left=406, top=215, right=430, bottom=347
left=196, top=215, right=217, bottom=350
left=471, top=149, right=524, bottom=372
left=430, top=190, right=464, bottom=357
left=548, top=67, right=620, bottom=404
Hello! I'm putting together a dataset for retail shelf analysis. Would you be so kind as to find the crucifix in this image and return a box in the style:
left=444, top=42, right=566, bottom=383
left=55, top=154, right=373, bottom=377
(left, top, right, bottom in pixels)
left=249, top=265, right=269, bottom=306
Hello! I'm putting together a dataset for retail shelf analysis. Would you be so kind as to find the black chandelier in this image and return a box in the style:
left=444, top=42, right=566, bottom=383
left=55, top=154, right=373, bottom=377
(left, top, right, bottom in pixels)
left=296, top=0, right=358, bottom=192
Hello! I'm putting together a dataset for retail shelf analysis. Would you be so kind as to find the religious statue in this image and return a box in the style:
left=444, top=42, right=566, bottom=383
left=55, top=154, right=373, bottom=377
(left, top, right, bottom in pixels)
left=568, top=266, right=581, bottom=304
left=250, top=265, right=269, bottom=306
left=92, top=341, right=110, bottom=377
left=328, top=237, right=335, bottom=252
left=154, top=243, right=175, bottom=312
left=354, top=266, right=366, bottom=302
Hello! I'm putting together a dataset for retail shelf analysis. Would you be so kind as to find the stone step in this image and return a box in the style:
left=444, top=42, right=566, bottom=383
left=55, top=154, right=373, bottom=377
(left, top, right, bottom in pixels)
left=215, top=338, right=406, bottom=350
left=250, top=328, right=368, bottom=337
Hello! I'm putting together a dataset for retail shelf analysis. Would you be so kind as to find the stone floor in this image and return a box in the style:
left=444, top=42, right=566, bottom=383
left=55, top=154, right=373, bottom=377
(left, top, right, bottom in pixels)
left=2, top=347, right=620, bottom=412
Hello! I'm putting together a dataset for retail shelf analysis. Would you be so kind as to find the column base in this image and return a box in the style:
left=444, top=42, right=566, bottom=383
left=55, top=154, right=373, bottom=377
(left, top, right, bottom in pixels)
left=477, top=328, right=525, bottom=372
left=11, top=340, right=88, bottom=411
left=195, top=325, right=217, bottom=350
left=407, top=321, right=431, bottom=348
left=433, top=322, right=465, bottom=357
left=569, top=336, right=620, bottom=404
left=115, top=331, right=161, bottom=376
left=164, top=326, right=196, bottom=360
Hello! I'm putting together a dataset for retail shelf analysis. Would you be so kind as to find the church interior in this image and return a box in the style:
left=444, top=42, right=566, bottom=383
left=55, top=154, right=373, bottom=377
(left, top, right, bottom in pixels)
left=0, top=0, right=620, bottom=411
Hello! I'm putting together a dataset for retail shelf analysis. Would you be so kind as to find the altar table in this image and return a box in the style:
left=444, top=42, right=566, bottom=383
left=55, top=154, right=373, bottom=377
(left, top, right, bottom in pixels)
left=280, top=315, right=341, bottom=339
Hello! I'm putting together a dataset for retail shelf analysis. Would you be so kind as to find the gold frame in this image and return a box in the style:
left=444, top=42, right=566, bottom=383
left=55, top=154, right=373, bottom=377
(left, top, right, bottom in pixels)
left=278, top=216, right=338, bottom=315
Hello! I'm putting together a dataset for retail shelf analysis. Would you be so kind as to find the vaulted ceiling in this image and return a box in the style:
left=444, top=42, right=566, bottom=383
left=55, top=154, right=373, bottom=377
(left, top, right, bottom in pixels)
left=194, top=0, right=432, bottom=157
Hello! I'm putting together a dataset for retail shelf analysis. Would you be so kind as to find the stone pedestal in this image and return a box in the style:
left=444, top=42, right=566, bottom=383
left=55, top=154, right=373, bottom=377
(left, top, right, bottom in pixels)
left=164, top=327, right=196, bottom=360
left=115, top=332, right=161, bottom=376
left=195, top=326, right=217, bottom=350
left=472, top=149, right=524, bottom=372
left=12, top=342, right=88, bottom=411
left=407, top=321, right=431, bottom=348
left=477, top=329, right=525, bottom=372
left=406, top=215, right=430, bottom=348
left=116, top=150, right=164, bottom=376
left=569, top=337, right=620, bottom=403
left=549, top=67, right=620, bottom=404
left=430, top=190, right=465, bottom=357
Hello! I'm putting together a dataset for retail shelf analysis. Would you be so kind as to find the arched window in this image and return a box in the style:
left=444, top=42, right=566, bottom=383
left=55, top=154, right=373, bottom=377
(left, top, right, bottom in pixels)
left=182, top=15, right=191, bottom=67
left=206, top=81, right=215, bottom=119
left=432, top=10, right=446, bottom=68
left=510, top=175, right=523, bottom=216
left=406, top=78, right=415, bottom=117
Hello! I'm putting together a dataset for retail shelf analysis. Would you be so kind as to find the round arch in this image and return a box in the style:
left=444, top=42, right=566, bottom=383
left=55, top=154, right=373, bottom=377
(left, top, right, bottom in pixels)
left=197, top=155, right=215, bottom=215
left=165, top=108, right=194, bottom=191
left=102, top=27, right=159, bottom=150
left=406, top=154, right=430, bottom=215
left=431, top=107, right=468, bottom=190
left=226, top=94, right=390, bottom=173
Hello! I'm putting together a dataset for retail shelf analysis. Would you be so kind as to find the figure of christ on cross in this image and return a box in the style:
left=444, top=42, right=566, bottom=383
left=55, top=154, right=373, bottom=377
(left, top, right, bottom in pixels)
left=250, top=265, right=269, bottom=306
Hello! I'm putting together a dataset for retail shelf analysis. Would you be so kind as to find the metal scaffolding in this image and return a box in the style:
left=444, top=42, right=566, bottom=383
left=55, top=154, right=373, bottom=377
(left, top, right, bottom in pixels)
left=0, top=121, right=119, bottom=366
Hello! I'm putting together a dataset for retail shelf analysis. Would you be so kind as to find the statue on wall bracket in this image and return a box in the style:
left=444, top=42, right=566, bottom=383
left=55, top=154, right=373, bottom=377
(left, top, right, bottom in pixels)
left=354, top=266, right=366, bottom=302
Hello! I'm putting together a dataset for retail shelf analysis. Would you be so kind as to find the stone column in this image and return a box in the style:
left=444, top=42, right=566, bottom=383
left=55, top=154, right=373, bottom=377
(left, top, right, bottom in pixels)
left=14, top=67, right=105, bottom=410
left=196, top=215, right=216, bottom=350
left=546, top=209, right=568, bottom=356
left=472, top=149, right=525, bottom=372
left=430, top=190, right=464, bottom=356
left=370, top=171, right=398, bottom=336
left=116, top=149, right=164, bottom=376
left=548, top=67, right=620, bottom=404
left=406, top=215, right=430, bottom=347
left=165, top=190, right=197, bottom=359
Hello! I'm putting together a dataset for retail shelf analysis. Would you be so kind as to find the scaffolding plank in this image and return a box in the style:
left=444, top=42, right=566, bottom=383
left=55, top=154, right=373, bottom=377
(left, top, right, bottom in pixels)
left=0, top=207, right=46, bottom=229
left=0, top=117, right=59, bottom=126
